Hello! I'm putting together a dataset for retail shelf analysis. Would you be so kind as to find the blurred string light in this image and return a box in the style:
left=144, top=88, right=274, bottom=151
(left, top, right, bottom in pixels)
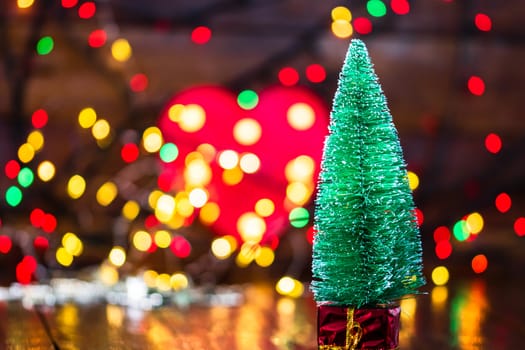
left=514, top=218, right=525, bottom=237
left=37, top=161, right=55, bottom=182
left=17, top=0, right=35, bottom=9
left=276, top=276, right=304, bottom=298
left=88, top=29, right=107, bottom=48
left=32, top=109, right=48, bottom=128
left=367, top=0, right=387, bottom=17
left=467, top=75, right=485, bottom=96
left=495, top=192, right=511, bottom=213
left=484, top=133, right=502, bottom=154
left=278, top=67, right=299, bottom=86
left=471, top=254, right=488, bottom=274
left=191, top=26, right=212, bottom=45
left=78, top=1, right=96, bottom=19
left=237, top=90, right=259, bottom=110
left=431, top=266, right=449, bottom=286
left=390, top=0, right=410, bottom=15
left=67, top=174, right=87, bottom=199
left=331, top=6, right=353, bottom=39
left=36, top=36, right=54, bottom=55
left=474, top=13, right=492, bottom=32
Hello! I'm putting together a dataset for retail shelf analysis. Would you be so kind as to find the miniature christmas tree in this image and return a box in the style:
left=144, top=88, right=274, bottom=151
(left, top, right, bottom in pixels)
left=311, top=39, right=425, bottom=349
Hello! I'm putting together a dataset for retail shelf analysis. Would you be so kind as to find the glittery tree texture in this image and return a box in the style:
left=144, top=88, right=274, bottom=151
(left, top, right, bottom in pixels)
left=311, top=39, right=425, bottom=307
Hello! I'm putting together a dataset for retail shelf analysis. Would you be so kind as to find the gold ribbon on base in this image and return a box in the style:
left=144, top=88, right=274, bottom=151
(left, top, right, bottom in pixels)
left=320, top=308, right=363, bottom=350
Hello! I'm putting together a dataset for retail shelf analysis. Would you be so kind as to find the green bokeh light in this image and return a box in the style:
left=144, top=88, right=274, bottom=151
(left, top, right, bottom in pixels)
left=367, top=0, right=387, bottom=17
left=237, top=90, right=259, bottom=110
left=18, top=167, right=34, bottom=188
left=36, top=36, right=54, bottom=55
left=5, top=186, right=23, bottom=207
left=159, top=143, right=179, bottom=163
left=453, top=220, right=469, bottom=241
left=289, top=207, right=310, bottom=228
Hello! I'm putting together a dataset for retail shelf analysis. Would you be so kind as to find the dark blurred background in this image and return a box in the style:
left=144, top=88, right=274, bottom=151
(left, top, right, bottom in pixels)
left=1, top=0, right=524, bottom=290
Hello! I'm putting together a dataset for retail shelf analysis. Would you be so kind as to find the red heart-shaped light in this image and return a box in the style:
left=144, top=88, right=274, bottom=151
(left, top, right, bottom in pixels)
left=158, top=85, right=328, bottom=245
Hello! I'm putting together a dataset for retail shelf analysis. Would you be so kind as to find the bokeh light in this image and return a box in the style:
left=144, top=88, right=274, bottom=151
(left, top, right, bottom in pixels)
left=154, top=230, right=172, bottom=248
left=92, top=119, right=111, bottom=140
left=255, top=246, right=275, bottom=267
left=353, top=17, right=373, bottom=35
left=453, top=220, right=469, bottom=241
left=331, top=20, right=353, bottom=39
left=0, top=236, right=13, bottom=254
left=121, top=143, right=140, bottom=163
left=435, top=240, right=452, bottom=260
left=36, top=36, right=54, bottom=55
left=233, top=118, right=262, bottom=145
left=367, top=0, right=387, bottom=17
left=471, top=254, right=488, bottom=274
left=331, top=6, right=352, bottom=21
left=239, top=153, right=261, bottom=174
left=122, top=200, right=140, bottom=221
left=431, top=266, right=450, bottom=286
left=109, top=246, right=126, bottom=267
left=407, top=171, right=419, bottom=190
left=111, top=38, right=132, bottom=62
left=305, top=64, right=326, bottom=83
left=237, top=212, right=266, bottom=243
left=142, top=127, right=164, bottom=152
left=278, top=67, right=299, bottom=86
left=67, top=174, right=87, bottom=199
left=178, top=104, right=206, bottom=132
left=514, top=217, right=525, bottom=236
left=484, top=133, right=502, bottom=154
left=32, top=109, right=48, bottom=128
left=130, top=73, right=148, bottom=92
left=78, top=107, right=97, bottom=128
left=495, top=192, right=511, bottom=213
left=96, top=181, right=118, bottom=207
left=276, top=276, right=304, bottom=298
left=391, top=0, right=410, bottom=15
left=27, top=130, right=44, bottom=151
left=133, top=230, right=152, bottom=252
left=5, top=160, right=21, bottom=179
left=289, top=207, right=309, bottom=228
left=6, top=186, right=23, bottom=207
left=17, top=167, right=34, bottom=188
left=159, top=143, right=179, bottom=163
left=88, top=29, right=107, bottom=48
left=255, top=198, right=275, bottom=218
left=466, top=212, right=484, bottom=235
left=467, top=75, right=485, bottom=96
left=18, top=143, right=35, bottom=163
left=237, top=90, right=259, bottom=110
left=474, top=13, right=492, bottom=32
left=191, top=26, right=212, bottom=44
left=287, top=103, right=315, bottom=131
left=78, top=1, right=96, bottom=19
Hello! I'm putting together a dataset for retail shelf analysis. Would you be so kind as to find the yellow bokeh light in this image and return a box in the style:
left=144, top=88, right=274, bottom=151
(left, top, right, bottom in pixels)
left=179, top=104, right=206, bottom=132
left=171, top=273, right=189, bottom=291
left=239, top=153, right=261, bottom=174
left=184, top=158, right=212, bottom=187
left=287, top=103, right=315, bottom=131
left=78, top=107, right=97, bottom=129
left=154, top=230, right=172, bottom=248
left=276, top=276, right=304, bottom=298
left=142, top=127, right=163, bottom=153
left=185, top=151, right=204, bottom=166
left=92, top=119, right=111, bottom=140
left=122, top=200, right=140, bottom=221
left=255, top=198, right=275, bottom=217
left=331, top=6, right=352, bottom=21
left=196, top=143, right=216, bottom=163
left=189, top=188, right=208, bottom=208
left=99, top=263, right=119, bottom=286
left=407, top=171, right=420, bottom=190
left=111, top=38, right=132, bottom=62
left=199, top=201, right=220, bottom=225
left=466, top=212, right=484, bottom=234
left=62, top=232, right=83, bottom=257
left=211, top=237, right=234, bottom=259
left=109, top=246, right=126, bottom=267
left=286, top=181, right=312, bottom=206
left=255, top=246, right=275, bottom=267
left=168, top=104, right=185, bottom=122
left=218, top=150, right=239, bottom=170
left=431, top=266, right=450, bottom=286
left=285, top=155, right=315, bottom=183
left=237, top=212, right=266, bottom=243
left=133, top=230, right=152, bottom=252
left=18, top=143, right=35, bottom=163
left=27, top=130, right=44, bottom=151
left=148, top=190, right=163, bottom=209
left=222, top=167, right=243, bottom=186
left=17, top=0, right=35, bottom=9
left=37, top=160, right=56, bottom=182
left=96, top=181, right=118, bottom=207
left=233, top=118, right=262, bottom=146
left=331, top=19, right=353, bottom=39
left=176, top=196, right=194, bottom=218
left=67, top=174, right=86, bottom=199
left=56, top=247, right=73, bottom=267
left=156, top=273, right=171, bottom=292
left=155, top=194, right=176, bottom=222
left=166, top=213, right=185, bottom=230
left=143, top=270, right=158, bottom=288
left=236, top=242, right=258, bottom=267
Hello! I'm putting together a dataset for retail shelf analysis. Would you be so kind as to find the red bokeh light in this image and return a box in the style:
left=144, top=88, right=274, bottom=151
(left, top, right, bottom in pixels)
left=5, top=160, right=21, bottom=179
left=191, top=26, right=212, bottom=45
left=61, top=0, right=78, bottom=8
left=30, top=208, right=46, bottom=227
left=41, top=214, right=57, bottom=233
left=170, top=236, right=191, bottom=258
left=278, top=67, right=299, bottom=86
left=484, top=133, right=502, bottom=154
left=305, top=64, right=326, bottom=83
left=16, top=256, right=38, bottom=284
left=78, top=1, right=96, bottom=19
left=121, top=143, right=140, bottom=163
left=391, top=0, right=410, bottom=15
left=495, top=192, right=511, bottom=213
left=414, top=208, right=424, bottom=226
left=32, top=109, right=48, bottom=128
left=435, top=240, right=452, bottom=260
left=514, top=217, right=525, bottom=236
left=157, top=172, right=173, bottom=192
left=144, top=215, right=160, bottom=229
left=433, top=226, right=451, bottom=242
left=88, top=29, right=107, bottom=48
left=471, top=254, right=488, bottom=274
left=353, top=17, right=373, bottom=35
left=474, top=13, right=492, bottom=32
left=467, top=75, right=485, bottom=96
left=0, top=235, right=12, bottom=254
left=130, top=73, right=149, bottom=92
left=34, top=236, right=49, bottom=250
left=306, top=226, right=315, bottom=245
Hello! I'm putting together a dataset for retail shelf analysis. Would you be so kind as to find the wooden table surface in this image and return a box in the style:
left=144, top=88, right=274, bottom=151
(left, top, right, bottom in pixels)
left=1, top=277, right=524, bottom=350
